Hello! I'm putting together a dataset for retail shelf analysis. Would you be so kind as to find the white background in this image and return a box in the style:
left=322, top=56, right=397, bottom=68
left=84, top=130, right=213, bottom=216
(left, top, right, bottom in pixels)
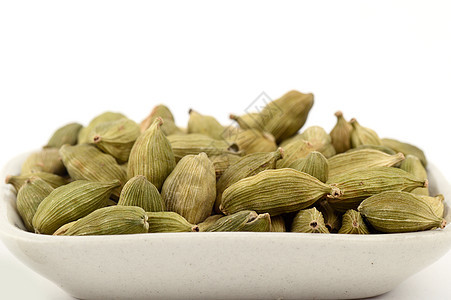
left=1, top=1, right=450, bottom=299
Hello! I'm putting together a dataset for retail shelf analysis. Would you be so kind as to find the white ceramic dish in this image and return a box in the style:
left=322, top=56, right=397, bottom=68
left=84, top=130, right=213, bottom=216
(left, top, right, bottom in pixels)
left=0, top=152, right=450, bottom=300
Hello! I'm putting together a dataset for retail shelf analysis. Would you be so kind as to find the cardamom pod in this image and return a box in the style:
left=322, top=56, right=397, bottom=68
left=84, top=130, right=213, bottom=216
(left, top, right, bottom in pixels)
left=21, top=148, right=66, bottom=175
left=270, top=215, right=286, bottom=232
left=417, top=194, right=445, bottom=218
left=60, top=144, right=127, bottom=197
left=400, top=155, right=429, bottom=196
left=338, top=209, right=369, bottom=234
left=288, top=151, right=329, bottom=183
left=187, top=109, right=225, bottom=140
left=214, top=148, right=284, bottom=213
left=53, top=221, right=76, bottom=236
left=350, top=118, right=382, bottom=147
left=349, top=144, right=396, bottom=155
left=381, top=138, right=427, bottom=166
left=291, top=208, right=330, bottom=233
left=241, top=213, right=271, bottom=232
left=64, top=206, right=149, bottom=236
left=78, top=111, right=127, bottom=144
left=209, top=153, right=242, bottom=180
left=16, top=177, right=54, bottom=231
left=5, top=172, right=67, bottom=192
left=229, top=113, right=265, bottom=131
left=327, top=167, right=427, bottom=212
left=224, top=129, right=277, bottom=155
left=32, top=180, right=120, bottom=234
left=330, top=111, right=353, bottom=154
left=140, top=104, right=181, bottom=136
left=205, top=210, right=258, bottom=232
left=358, top=191, right=446, bottom=233
left=197, top=214, right=223, bottom=232
left=146, top=212, right=199, bottom=232
left=118, top=175, right=165, bottom=212
left=299, top=126, right=336, bottom=158
left=45, top=122, right=83, bottom=148
left=161, top=152, right=216, bottom=224
left=317, top=199, right=342, bottom=233
left=89, top=118, right=141, bottom=163
left=328, top=149, right=405, bottom=178
left=276, top=139, right=314, bottom=168
left=128, top=118, right=176, bottom=190
left=220, top=168, right=342, bottom=216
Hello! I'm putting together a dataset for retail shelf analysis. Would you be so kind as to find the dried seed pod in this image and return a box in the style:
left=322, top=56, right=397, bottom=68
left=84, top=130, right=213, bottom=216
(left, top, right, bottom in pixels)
left=197, top=214, right=223, bottom=232
left=45, top=122, right=83, bottom=148
left=32, top=180, right=120, bottom=234
left=330, top=111, right=353, bottom=154
left=21, top=148, right=66, bottom=175
left=187, top=109, right=225, bottom=140
left=270, top=215, right=286, bottom=232
left=417, top=194, right=445, bottom=218
left=229, top=113, right=265, bottom=131
left=328, top=149, right=405, bottom=178
left=6, top=172, right=67, bottom=192
left=140, top=104, right=178, bottom=134
left=276, top=139, right=314, bottom=168
left=299, top=126, right=336, bottom=158
left=60, top=144, right=127, bottom=197
left=214, top=148, right=284, bottom=213
left=338, top=210, right=369, bottom=234
left=209, top=153, right=242, bottom=180
left=168, top=133, right=241, bottom=162
left=358, top=191, right=446, bottom=233
left=350, top=118, right=382, bottom=147
left=317, top=199, right=342, bottom=233
left=53, top=221, right=76, bottom=236
left=220, top=168, right=341, bottom=216
left=128, top=118, right=176, bottom=190
left=78, top=112, right=127, bottom=144
left=400, top=155, right=429, bottom=196
left=349, top=144, right=396, bottom=155
left=261, top=90, right=314, bottom=143
left=327, top=167, right=428, bottom=212
left=16, top=177, right=54, bottom=231
left=381, top=138, right=427, bottom=167
left=291, top=208, right=330, bottom=233
left=65, top=206, right=149, bottom=236
left=146, top=212, right=199, bottom=233
left=288, top=151, right=329, bottom=183
left=241, top=213, right=271, bottom=232
left=89, top=118, right=141, bottom=163
left=161, top=153, right=216, bottom=224
left=224, top=129, right=277, bottom=154
left=205, top=211, right=258, bottom=232
left=118, top=175, right=165, bottom=212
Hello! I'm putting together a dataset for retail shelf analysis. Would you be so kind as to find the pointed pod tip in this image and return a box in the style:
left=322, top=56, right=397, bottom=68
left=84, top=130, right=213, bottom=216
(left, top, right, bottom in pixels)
left=423, top=179, right=429, bottom=188
left=93, top=135, right=101, bottom=143
left=441, top=219, right=447, bottom=229
left=335, top=111, right=343, bottom=118
left=5, top=175, right=11, bottom=184
left=396, top=152, right=405, bottom=160
left=276, top=147, right=285, bottom=159
left=229, top=114, right=238, bottom=120
left=192, top=225, right=200, bottom=232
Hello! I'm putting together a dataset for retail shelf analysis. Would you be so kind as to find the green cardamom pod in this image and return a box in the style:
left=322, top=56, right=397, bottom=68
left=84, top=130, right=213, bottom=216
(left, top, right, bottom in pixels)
left=45, top=122, right=83, bottom=148
left=16, top=177, right=54, bottom=231
left=161, top=152, right=216, bottom=224
left=187, top=109, right=225, bottom=140
left=90, top=118, right=141, bottom=163
left=220, top=168, right=342, bottom=216
left=299, top=126, right=336, bottom=158
left=167, top=133, right=241, bottom=162
left=205, top=210, right=258, bottom=232
left=197, top=214, right=223, bottom=232
left=317, top=199, right=342, bottom=233
left=128, top=118, right=176, bottom=190
left=214, top=148, right=284, bottom=213
left=349, top=144, right=396, bottom=155
left=291, top=208, right=330, bottom=233
left=5, top=172, right=67, bottom=192
left=400, top=155, right=429, bottom=196
left=60, top=144, right=127, bottom=198
left=32, top=180, right=120, bottom=234
left=276, top=139, right=314, bottom=168
left=270, top=215, right=286, bottom=232
left=338, top=209, right=369, bottom=234
left=328, top=149, right=405, bottom=179
left=358, top=191, right=446, bottom=233
left=224, top=129, right=277, bottom=155
left=330, top=111, right=353, bottom=154
left=65, top=206, right=149, bottom=236
left=241, top=213, right=271, bottom=232
left=350, top=118, right=382, bottom=147
left=417, top=194, right=445, bottom=218
left=140, top=104, right=178, bottom=135
left=21, top=148, right=66, bottom=175
left=229, top=113, right=265, bottom=131
left=209, top=153, right=242, bottom=180
left=53, top=221, right=76, bottom=235
left=78, top=111, right=127, bottom=144
left=288, top=151, right=329, bottom=183
left=146, top=212, right=199, bottom=232
left=327, top=167, right=428, bottom=212
left=118, top=175, right=165, bottom=212
left=381, top=138, right=427, bottom=167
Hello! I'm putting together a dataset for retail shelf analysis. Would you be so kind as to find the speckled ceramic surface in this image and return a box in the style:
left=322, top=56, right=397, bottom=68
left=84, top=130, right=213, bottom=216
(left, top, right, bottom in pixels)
left=1, top=152, right=450, bottom=300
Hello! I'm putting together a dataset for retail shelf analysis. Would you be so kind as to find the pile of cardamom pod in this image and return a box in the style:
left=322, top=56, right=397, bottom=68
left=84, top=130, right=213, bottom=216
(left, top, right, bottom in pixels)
left=6, top=90, right=447, bottom=235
